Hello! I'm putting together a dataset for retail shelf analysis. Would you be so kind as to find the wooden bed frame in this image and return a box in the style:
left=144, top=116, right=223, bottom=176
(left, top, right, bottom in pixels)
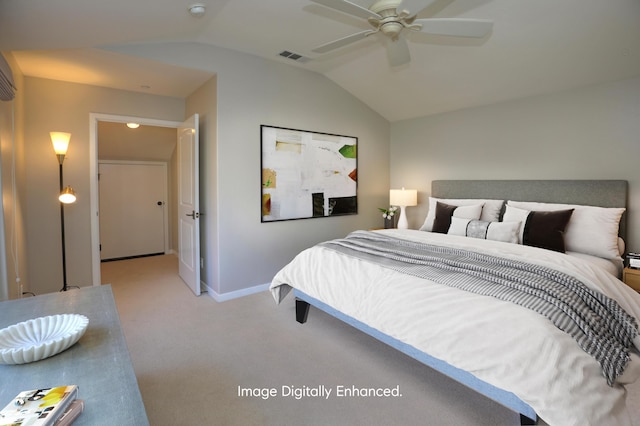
left=294, top=179, right=628, bottom=426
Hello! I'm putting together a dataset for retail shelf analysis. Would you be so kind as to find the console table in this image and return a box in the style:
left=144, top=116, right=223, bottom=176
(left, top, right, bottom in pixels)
left=0, top=285, right=148, bottom=425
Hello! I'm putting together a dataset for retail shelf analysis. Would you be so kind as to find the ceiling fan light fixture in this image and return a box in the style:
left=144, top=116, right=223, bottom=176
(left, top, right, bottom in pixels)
left=380, top=21, right=404, bottom=39
left=188, top=3, right=206, bottom=17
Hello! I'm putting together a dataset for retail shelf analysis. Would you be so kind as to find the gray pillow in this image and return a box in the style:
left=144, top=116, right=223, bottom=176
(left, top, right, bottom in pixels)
left=448, top=217, right=521, bottom=244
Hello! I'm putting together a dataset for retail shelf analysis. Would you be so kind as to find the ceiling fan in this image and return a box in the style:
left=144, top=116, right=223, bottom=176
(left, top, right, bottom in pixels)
left=310, top=0, right=493, bottom=67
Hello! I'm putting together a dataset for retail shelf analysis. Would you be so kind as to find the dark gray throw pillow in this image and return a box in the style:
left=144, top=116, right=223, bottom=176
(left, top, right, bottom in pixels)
left=523, top=209, right=574, bottom=253
left=432, top=202, right=458, bottom=233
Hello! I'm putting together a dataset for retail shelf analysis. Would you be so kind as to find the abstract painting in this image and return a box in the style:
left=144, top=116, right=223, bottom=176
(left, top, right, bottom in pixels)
left=261, top=125, right=357, bottom=222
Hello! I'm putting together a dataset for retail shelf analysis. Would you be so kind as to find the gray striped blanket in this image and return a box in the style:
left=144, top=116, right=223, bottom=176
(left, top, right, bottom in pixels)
left=320, top=230, right=638, bottom=386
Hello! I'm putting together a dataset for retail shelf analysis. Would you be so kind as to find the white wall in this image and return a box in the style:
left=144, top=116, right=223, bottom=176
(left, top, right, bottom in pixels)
left=391, top=76, right=640, bottom=250
left=108, top=42, right=391, bottom=296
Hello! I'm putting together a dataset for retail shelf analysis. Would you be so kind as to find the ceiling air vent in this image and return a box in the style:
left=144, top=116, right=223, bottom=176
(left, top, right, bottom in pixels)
left=278, top=50, right=310, bottom=63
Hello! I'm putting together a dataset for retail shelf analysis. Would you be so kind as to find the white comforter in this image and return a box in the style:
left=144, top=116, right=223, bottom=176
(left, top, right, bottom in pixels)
left=270, top=229, right=640, bottom=426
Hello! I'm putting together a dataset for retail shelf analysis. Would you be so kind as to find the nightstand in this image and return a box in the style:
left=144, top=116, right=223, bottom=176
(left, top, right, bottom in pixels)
left=622, top=267, right=640, bottom=292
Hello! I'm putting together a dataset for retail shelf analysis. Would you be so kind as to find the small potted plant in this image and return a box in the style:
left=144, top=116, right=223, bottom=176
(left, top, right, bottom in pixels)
left=378, top=206, right=398, bottom=229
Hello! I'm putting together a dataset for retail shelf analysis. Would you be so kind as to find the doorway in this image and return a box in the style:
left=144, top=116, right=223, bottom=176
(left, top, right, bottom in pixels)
left=89, top=114, right=182, bottom=286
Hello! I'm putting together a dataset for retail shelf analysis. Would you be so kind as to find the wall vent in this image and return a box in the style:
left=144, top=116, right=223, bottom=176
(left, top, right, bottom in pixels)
left=278, top=50, right=310, bottom=63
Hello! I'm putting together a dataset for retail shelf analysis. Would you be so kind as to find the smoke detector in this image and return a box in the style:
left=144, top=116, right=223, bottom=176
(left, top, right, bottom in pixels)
left=188, top=4, right=206, bottom=17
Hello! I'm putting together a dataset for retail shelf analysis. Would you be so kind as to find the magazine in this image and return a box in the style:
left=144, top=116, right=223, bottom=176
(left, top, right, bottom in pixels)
left=0, top=386, right=78, bottom=426
left=53, top=400, right=83, bottom=426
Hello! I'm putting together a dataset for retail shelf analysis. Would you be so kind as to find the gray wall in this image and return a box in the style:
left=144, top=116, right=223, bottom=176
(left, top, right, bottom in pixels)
left=112, top=42, right=391, bottom=296
left=16, top=43, right=389, bottom=297
left=391, top=75, right=640, bottom=251
left=0, top=52, right=27, bottom=300
left=4, top=44, right=638, bottom=297
left=23, top=77, right=185, bottom=294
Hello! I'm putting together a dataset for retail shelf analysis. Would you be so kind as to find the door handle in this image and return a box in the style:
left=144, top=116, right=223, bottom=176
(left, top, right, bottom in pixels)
left=186, top=211, right=200, bottom=219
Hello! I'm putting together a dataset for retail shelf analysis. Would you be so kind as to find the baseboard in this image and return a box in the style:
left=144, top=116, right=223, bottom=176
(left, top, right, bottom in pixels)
left=204, top=282, right=270, bottom=302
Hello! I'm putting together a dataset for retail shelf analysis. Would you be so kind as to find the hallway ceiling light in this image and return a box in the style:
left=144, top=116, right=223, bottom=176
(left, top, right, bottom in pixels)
left=188, top=4, right=206, bottom=17
left=126, top=122, right=140, bottom=129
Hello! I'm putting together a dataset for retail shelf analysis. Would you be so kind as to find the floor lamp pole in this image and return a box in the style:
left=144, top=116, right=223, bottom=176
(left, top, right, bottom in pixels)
left=59, top=162, right=69, bottom=292
left=51, top=131, right=74, bottom=292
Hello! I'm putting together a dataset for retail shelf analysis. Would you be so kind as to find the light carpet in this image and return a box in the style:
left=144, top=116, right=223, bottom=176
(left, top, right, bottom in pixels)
left=102, top=254, right=640, bottom=426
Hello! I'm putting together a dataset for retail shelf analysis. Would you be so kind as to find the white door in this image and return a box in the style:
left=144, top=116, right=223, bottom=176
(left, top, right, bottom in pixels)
left=178, top=114, right=201, bottom=295
left=99, top=161, right=167, bottom=260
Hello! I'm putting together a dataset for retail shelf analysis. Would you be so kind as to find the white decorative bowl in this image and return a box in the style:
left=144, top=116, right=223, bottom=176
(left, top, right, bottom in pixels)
left=0, top=314, right=89, bottom=364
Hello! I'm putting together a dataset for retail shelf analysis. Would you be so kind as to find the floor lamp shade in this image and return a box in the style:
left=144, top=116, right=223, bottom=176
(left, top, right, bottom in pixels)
left=50, top=132, right=71, bottom=156
left=390, top=188, right=417, bottom=229
left=59, top=186, right=77, bottom=204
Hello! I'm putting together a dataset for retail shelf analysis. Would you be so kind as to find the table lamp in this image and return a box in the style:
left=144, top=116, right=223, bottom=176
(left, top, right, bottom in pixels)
left=390, top=187, right=417, bottom=229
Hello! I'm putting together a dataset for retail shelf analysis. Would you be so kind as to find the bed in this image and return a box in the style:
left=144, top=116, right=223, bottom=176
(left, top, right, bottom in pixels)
left=270, top=180, right=640, bottom=426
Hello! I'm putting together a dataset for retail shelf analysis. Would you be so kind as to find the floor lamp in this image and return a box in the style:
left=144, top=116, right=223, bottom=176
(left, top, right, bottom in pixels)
left=51, top=132, right=77, bottom=292
left=390, top=187, right=417, bottom=229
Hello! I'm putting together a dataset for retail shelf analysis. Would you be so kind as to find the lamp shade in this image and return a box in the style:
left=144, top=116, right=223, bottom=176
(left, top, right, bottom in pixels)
left=390, top=188, right=417, bottom=207
left=59, top=186, right=77, bottom=204
left=50, top=132, right=71, bottom=155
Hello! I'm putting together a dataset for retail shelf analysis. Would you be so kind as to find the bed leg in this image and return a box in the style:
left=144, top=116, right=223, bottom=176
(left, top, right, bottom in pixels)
left=296, top=299, right=310, bottom=324
left=520, top=413, right=538, bottom=425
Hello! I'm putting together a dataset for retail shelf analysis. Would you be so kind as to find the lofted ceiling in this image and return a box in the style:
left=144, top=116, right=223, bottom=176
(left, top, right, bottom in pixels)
left=1, top=0, right=639, bottom=122
left=98, top=122, right=177, bottom=162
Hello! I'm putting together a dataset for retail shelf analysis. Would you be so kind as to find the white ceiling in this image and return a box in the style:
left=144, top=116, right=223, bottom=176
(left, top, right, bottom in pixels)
left=1, top=0, right=639, bottom=122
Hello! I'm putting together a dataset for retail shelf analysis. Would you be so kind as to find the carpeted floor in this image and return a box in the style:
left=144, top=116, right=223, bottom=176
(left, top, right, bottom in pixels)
left=102, top=254, right=639, bottom=426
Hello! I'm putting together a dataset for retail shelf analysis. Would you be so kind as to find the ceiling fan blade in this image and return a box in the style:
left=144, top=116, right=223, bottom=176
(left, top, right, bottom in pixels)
left=312, top=30, right=377, bottom=53
left=386, top=35, right=411, bottom=67
left=398, top=0, right=438, bottom=15
left=309, top=0, right=382, bottom=20
left=414, top=18, right=493, bottom=38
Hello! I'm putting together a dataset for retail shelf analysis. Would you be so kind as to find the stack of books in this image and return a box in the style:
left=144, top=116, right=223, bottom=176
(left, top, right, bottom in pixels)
left=0, top=385, right=84, bottom=426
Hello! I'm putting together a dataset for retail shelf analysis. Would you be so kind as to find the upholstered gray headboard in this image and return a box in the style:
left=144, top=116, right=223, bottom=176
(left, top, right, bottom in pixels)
left=431, top=180, right=628, bottom=241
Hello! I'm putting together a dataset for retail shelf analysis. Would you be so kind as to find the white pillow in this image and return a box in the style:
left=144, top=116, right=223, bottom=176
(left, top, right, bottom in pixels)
left=448, top=216, right=471, bottom=236
left=452, top=204, right=484, bottom=220
left=420, top=198, right=504, bottom=231
left=486, top=221, right=521, bottom=244
left=506, top=201, right=625, bottom=260
left=502, top=205, right=530, bottom=244
left=448, top=217, right=521, bottom=244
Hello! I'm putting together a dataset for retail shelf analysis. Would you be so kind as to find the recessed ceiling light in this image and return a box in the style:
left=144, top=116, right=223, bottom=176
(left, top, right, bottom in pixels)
left=126, top=123, right=140, bottom=129
left=188, top=4, right=206, bottom=17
